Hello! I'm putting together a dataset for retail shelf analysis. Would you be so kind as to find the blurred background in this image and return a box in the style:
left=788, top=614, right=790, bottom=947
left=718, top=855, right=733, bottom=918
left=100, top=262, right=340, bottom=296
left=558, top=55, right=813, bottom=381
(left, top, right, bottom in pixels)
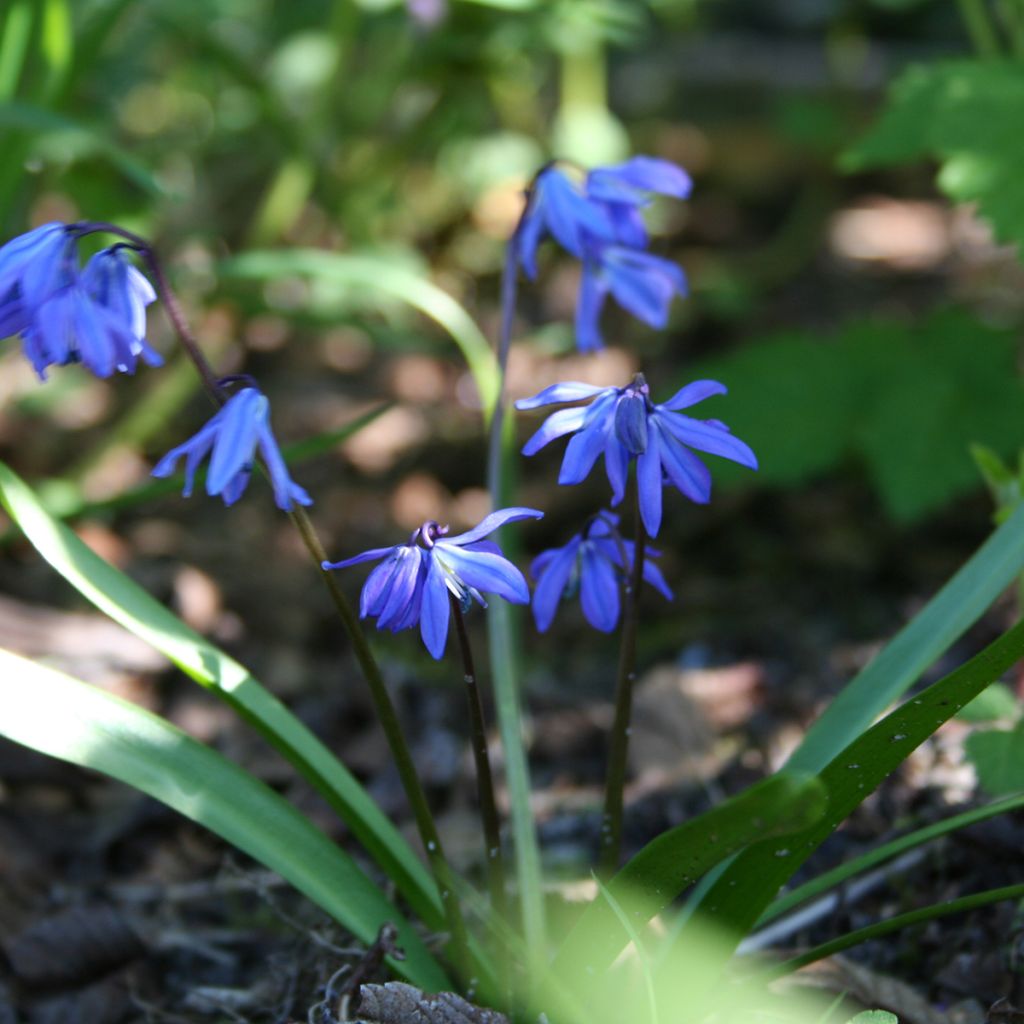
left=3, top=1, right=1024, bottom=1016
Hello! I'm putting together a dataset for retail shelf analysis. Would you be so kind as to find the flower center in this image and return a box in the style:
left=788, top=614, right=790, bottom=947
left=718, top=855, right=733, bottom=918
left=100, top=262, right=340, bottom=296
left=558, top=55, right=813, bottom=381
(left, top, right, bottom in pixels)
left=413, top=520, right=448, bottom=549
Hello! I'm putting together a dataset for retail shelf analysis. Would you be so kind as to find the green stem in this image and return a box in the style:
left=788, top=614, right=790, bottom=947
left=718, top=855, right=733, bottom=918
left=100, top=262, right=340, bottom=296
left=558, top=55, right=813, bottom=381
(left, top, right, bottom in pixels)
left=599, top=484, right=646, bottom=877
left=97, top=224, right=475, bottom=978
left=450, top=596, right=508, bottom=921
left=485, top=216, right=547, bottom=962
left=957, top=0, right=1002, bottom=55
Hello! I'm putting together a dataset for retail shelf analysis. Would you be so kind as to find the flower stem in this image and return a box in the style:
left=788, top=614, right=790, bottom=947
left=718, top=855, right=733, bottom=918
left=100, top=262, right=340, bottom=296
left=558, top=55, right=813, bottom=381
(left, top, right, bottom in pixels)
left=484, top=213, right=548, bottom=964
left=96, top=224, right=474, bottom=978
left=450, top=595, right=508, bottom=920
left=599, top=482, right=646, bottom=877
left=291, top=509, right=474, bottom=976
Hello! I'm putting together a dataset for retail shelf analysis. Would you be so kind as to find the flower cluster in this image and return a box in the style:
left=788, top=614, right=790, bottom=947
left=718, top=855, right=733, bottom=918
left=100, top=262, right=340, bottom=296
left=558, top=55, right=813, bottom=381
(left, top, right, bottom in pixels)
left=531, top=511, right=672, bottom=633
left=323, top=508, right=543, bottom=659
left=515, top=157, right=691, bottom=351
left=0, top=223, right=162, bottom=379
left=516, top=374, right=757, bottom=538
left=151, top=385, right=312, bottom=511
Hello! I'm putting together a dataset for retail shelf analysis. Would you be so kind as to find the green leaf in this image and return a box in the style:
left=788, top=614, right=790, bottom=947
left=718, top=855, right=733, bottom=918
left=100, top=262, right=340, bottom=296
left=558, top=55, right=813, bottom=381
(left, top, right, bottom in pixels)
left=845, top=1013, right=898, bottom=1024
left=843, top=60, right=1024, bottom=252
left=965, top=722, right=1024, bottom=795
left=671, top=616, right=1024, bottom=993
left=553, top=773, right=828, bottom=977
left=958, top=681, right=1019, bottom=723
left=0, top=649, right=448, bottom=992
left=0, top=461, right=441, bottom=930
left=787, top=498, right=1024, bottom=775
left=0, top=101, right=164, bottom=196
left=759, top=791, right=1024, bottom=927
left=694, top=310, right=1024, bottom=522
left=221, top=250, right=500, bottom=418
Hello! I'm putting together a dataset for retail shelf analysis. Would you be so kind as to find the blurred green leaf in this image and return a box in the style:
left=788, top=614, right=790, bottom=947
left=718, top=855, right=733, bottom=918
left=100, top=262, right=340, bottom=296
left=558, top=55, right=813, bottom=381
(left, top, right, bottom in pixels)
left=966, top=722, right=1024, bottom=795
left=845, top=1014, right=898, bottom=1024
left=0, top=0, right=33, bottom=100
left=958, top=681, right=1019, bottom=722
left=38, top=0, right=72, bottom=101
left=222, top=249, right=500, bottom=416
left=844, top=60, right=1024, bottom=252
left=693, top=310, right=1024, bottom=522
left=0, top=648, right=448, bottom=991
left=0, top=101, right=164, bottom=196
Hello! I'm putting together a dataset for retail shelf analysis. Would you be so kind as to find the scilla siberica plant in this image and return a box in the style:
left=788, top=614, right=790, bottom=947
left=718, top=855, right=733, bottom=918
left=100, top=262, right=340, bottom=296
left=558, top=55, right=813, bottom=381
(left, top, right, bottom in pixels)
left=3, top=154, right=1024, bottom=1024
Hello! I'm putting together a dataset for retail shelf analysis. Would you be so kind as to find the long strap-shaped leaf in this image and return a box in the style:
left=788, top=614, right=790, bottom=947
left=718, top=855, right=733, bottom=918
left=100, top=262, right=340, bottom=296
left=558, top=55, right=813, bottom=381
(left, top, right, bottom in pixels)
left=787, top=500, right=1024, bottom=773
left=666, top=616, right=1024, bottom=1001
left=551, top=773, right=828, bottom=979
left=0, top=649, right=448, bottom=991
left=0, top=461, right=439, bottom=929
left=684, top=501, right=1024, bottom=920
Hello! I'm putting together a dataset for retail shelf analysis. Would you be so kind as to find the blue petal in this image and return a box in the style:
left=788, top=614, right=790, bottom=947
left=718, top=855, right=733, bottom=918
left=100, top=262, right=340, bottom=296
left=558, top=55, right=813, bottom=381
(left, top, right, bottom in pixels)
left=515, top=381, right=609, bottom=411
left=433, top=543, right=530, bottom=603
left=0, top=224, right=69, bottom=303
left=604, top=430, right=630, bottom=505
left=576, top=261, right=609, bottom=353
left=656, top=419, right=712, bottom=503
left=659, top=379, right=728, bottom=411
left=605, top=203, right=648, bottom=248
left=637, top=429, right=664, bottom=537
left=359, top=555, right=400, bottom=618
left=257, top=421, right=313, bottom=510
left=613, top=392, right=649, bottom=455
left=522, top=407, right=588, bottom=456
left=420, top=557, right=451, bottom=659
left=641, top=558, right=674, bottom=601
left=220, top=470, right=251, bottom=506
left=531, top=540, right=579, bottom=633
left=656, top=410, right=758, bottom=469
left=588, top=157, right=692, bottom=202
left=579, top=544, right=620, bottom=632
left=603, top=249, right=687, bottom=328
left=446, top=506, right=543, bottom=546
left=206, top=389, right=266, bottom=497
left=515, top=200, right=545, bottom=280
left=376, top=546, right=425, bottom=631
left=538, top=168, right=615, bottom=259
left=557, top=392, right=617, bottom=485
left=322, top=545, right=397, bottom=571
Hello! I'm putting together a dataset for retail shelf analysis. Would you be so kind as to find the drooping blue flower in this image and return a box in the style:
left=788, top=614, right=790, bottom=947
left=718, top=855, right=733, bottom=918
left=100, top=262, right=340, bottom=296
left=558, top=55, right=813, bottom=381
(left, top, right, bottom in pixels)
left=0, top=223, right=75, bottom=344
left=531, top=511, right=672, bottom=633
left=322, top=507, right=543, bottom=659
left=152, top=386, right=312, bottom=511
left=515, top=165, right=617, bottom=280
left=515, top=375, right=757, bottom=538
left=0, top=223, right=162, bottom=379
left=576, top=246, right=687, bottom=352
left=81, top=247, right=163, bottom=369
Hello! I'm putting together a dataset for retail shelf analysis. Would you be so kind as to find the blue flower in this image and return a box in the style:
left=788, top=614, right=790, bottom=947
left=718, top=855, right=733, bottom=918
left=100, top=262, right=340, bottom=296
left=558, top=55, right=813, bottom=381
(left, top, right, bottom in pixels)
left=576, top=245, right=687, bottom=352
left=81, top=247, right=163, bottom=369
left=152, top=386, right=312, bottom=510
left=0, top=224, right=162, bottom=379
left=515, top=375, right=758, bottom=538
left=531, top=511, right=672, bottom=633
left=322, top=507, right=543, bottom=659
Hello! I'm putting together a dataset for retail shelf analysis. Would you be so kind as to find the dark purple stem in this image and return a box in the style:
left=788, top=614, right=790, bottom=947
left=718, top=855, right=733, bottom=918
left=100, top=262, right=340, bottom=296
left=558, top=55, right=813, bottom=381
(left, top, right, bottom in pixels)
left=599, top=482, right=646, bottom=877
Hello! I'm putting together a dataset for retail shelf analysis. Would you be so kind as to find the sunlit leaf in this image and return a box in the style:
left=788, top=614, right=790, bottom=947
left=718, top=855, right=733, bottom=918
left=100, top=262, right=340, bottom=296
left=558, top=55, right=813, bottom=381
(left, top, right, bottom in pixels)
left=0, top=648, right=448, bottom=991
